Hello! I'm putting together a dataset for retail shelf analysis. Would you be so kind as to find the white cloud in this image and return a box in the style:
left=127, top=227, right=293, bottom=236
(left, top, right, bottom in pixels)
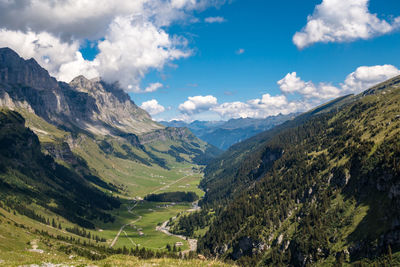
left=140, top=99, right=165, bottom=116
left=176, top=93, right=306, bottom=120
left=0, top=29, right=99, bottom=82
left=95, top=16, right=190, bottom=91
left=204, top=16, right=226, bottom=23
left=0, top=0, right=226, bottom=91
left=278, top=72, right=341, bottom=100
left=342, top=65, right=400, bottom=93
left=179, top=64, right=400, bottom=120
left=293, top=0, right=400, bottom=49
left=0, top=0, right=225, bottom=39
left=178, top=95, right=218, bottom=114
left=145, top=82, right=164, bottom=93
left=212, top=94, right=306, bottom=119
left=278, top=65, right=400, bottom=101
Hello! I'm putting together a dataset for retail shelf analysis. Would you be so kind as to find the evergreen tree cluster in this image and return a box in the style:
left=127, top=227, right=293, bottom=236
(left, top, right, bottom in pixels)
left=144, top=191, right=199, bottom=203
left=175, top=82, right=400, bottom=265
left=0, top=110, right=120, bottom=229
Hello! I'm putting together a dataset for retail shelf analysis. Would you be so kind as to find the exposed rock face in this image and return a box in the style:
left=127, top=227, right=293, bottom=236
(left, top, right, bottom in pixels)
left=0, top=47, right=219, bottom=168
left=330, top=166, right=351, bottom=188
left=69, top=76, right=163, bottom=135
left=231, top=236, right=265, bottom=260
left=42, top=142, right=79, bottom=165
left=0, top=47, right=163, bottom=136
left=0, top=47, right=58, bottom=90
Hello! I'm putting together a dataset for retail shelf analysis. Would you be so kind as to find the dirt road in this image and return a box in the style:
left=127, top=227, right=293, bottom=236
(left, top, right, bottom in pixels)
left=110, top=201, right=142, bottom=248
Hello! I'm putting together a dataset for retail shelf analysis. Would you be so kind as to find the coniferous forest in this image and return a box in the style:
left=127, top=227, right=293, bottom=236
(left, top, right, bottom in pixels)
left=174, top=77, right=400, bottom=266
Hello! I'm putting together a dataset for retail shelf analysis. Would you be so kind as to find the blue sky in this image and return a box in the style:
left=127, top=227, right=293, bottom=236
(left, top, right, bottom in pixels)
left=134, top=0, right=400, bottom=121
left=0, top=0, right=399, bottom=121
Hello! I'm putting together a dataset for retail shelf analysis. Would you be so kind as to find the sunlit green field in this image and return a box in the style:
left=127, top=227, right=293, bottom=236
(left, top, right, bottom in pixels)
left=92, top=200, right=190, bottom=250
left=0, top=108, right=213, bottom=266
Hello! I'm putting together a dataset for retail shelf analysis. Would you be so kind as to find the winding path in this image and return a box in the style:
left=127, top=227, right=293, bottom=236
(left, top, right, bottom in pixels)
left=110, top=171, right=200, bottom=250
left=110, top=201, right=142, bottom=248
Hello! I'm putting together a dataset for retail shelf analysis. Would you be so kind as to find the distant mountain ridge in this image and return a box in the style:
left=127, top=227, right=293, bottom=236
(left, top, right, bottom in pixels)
left=161, top=114, right=298, bottom=150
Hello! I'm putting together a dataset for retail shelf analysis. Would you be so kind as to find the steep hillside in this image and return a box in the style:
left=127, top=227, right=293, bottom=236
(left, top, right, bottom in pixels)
left=0, top=109, right=120, bottom=228
left=0, top=47, right=219, bottom=171
left=161, top=114, right=297, bottom=150
left=174, top=77, right=400, bottom=266
left=200, top=94, right=354, bottom=206
left=140, top=127, right=222, bottom=165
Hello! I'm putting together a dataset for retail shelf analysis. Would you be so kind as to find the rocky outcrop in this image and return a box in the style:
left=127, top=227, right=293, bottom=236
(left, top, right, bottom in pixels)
left=0, top=47, right=219, bottom=168
left=330, top=167, right=351, bottom=188
left=69, top=75, right=163, bottom=135
left=231, top=236, right=265, bottom=260
left=0, top=47, right=163, bottom=136
left=0, top=47, right=58, bottom=90
left=42, top=142, right=79, bottom=165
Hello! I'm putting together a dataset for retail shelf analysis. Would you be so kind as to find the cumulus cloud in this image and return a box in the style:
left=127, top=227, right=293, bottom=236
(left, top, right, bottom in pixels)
left=278, top=65, right=400, bottom=101
left=95, top=16, right=190, bottom=91
left=342, top=65, right=400, bottom=93
left=212, top=94, right=305, bottom=119
left=278, top=72, right=341, bottom=100
left=0, top=0, right=225, bottom=39
left=144, top=82, right=164, bottom=93
left=140, top=99, right=165, bottom=116
left=204, top=16, right=226, bottom=23
left=179, top=64, right=400, bottom=120
left=293, top=0, right=400, bottom=49
left=178, top=95, right=218, bottom=114
left=0, top=29, right=99, bottom=81
left=176, top=93, right=306, bottom=120
left=0, top=0, right=226, bottom=91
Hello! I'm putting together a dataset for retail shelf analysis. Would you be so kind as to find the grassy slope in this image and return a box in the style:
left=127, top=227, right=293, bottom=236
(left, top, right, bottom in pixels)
left=15, top=108, right=207, bottom=198
left=0, top=108, right=214, bottom=265
left=0, top=210, right=232, bottom=267
left=195, top=77, right=400, bottom=265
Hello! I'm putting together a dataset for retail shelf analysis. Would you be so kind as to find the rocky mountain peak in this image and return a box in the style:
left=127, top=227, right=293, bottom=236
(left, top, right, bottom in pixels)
left=0, top=47, right=163, bottom=135
left=0, top=47, right=58, bottom=90
left=70, top=75, right=127, bottom=100
left=68, top=75, right=164, bottom=135
left=69, top=75, right=96, bottom=93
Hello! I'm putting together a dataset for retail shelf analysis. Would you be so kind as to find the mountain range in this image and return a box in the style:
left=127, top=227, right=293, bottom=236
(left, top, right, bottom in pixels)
left=0, top=47, right=221, bottom=166
left=161, top=114, right=297, bottom=150
left=1, top=46, right=400, bottom=266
